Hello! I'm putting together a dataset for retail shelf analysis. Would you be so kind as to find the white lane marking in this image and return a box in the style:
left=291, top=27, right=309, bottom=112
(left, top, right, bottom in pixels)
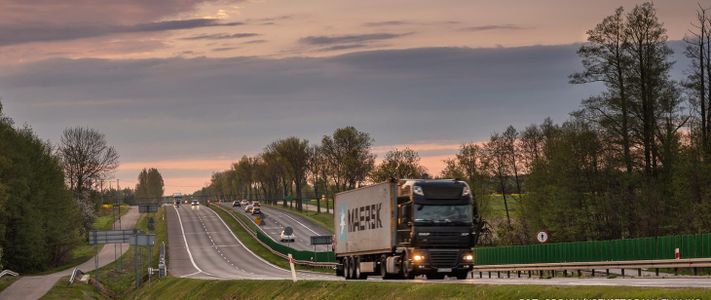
left=207, top=206, right=288, bottom=273
left=274, top=209, right=319, bottom=235
left=173, top=206, right=214, bottom=277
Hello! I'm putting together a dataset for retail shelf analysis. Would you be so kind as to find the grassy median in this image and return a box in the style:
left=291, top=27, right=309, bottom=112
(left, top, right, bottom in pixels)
left=126, top=277, right=711, bottom=300
left=265, top=203, right=334, bottom=233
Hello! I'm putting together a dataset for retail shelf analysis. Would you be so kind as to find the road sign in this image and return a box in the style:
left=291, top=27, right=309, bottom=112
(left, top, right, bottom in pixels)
left=139, top=203, right=160, bottom=213
left=310, top=235, right=333, bottom=245
left=129, top=234, right=156, bottom=246
left=537, top=231, right=549, bottom=243
left=88, top=229, right=138, bottom=245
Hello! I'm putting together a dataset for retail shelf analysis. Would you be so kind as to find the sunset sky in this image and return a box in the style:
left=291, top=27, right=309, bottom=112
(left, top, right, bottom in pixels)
left=0, top=0, right=700, bottom=194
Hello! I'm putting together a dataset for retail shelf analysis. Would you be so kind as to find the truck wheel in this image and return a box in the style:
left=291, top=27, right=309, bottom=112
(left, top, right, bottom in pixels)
left=401, top=259, right=415, bottom=280
left=454, top=271, right=469, bottom=280
left=344, top=258, right=351, bottom=279
left=380, top=258, right=393, bottom=279
left=348, top=257, right=357, bottom=280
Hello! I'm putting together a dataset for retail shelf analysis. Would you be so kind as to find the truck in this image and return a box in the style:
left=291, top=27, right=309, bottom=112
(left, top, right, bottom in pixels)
left=334, top=179, right=480, bottom=280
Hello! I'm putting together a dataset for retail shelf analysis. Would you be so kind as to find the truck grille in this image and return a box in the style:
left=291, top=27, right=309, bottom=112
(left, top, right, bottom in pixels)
left=428, top=250, right=459, bottom=268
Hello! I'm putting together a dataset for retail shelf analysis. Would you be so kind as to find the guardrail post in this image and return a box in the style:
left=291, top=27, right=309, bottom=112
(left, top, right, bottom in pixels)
left=655, top=268, right=659, bottom=276
left=497, top=271, right=500, bottom=278
left=479, top=272, right=482, bottom=278
left=577, top=269, right=581, bottom=277
left=694, top=267, right=698, bottom=276
left=517, top=271, right=521, bottom=278
left=621, top=268, right=625, bottom=277
left=527, top=270, right=531, bottom=278
left=637, top=268, right=641, bottom=277
left=674, top=268, right=678, bottom=276
left=563, top=270, right=567, bottom=277
left=539, top=270, right=543, bottom=278
left=551, top=270, right=555, bottom=278
left=506, top=271, right=510, bottom=278
left=605, top=269, right=609, bottom=277
left=488, top=271, right=491, bottom=278
left=591, top=269, right=595, bottom=277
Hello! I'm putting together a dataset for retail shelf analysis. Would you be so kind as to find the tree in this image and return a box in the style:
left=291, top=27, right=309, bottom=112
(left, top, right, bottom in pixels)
left=57, top=127, right=119, bottom=231
left=321, top=126, right=375, bottom=191
left=0, top=102, right=82, bottom=272
left=685, top=4, right=711, bottom=158
left=269, top=137, right=310, bottom=211
left=135, top=168, right=164, bottom=203
left=483, top=133, right=512, bottom=226
left=370, top=147, right=427, bottom=182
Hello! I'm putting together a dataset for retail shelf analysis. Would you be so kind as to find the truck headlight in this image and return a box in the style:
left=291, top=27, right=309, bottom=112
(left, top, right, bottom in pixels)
left=462, top=186, right=471, bottom=197
left=413, top=186, right=424, bottom=196
left=463, top=254, right=474, bottom=261
left=413, top=255, right=424, bottom=262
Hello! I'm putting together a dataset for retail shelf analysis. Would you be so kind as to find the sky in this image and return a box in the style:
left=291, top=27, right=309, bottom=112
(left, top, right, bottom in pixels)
left=0, top=0, right=701, bottom=194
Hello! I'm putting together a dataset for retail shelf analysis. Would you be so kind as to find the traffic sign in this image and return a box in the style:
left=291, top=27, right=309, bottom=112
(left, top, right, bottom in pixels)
left=88, top=229, right=138, bottom=244
left=310, top=235, right=332, bottom=245
left=537, top=231, right=549, bottom=243
left=139, top=203, right=159, bottom=213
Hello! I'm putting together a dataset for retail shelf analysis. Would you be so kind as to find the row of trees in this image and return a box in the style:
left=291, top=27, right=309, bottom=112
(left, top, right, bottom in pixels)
left=441, top=3, right=711, bottom=245
left=135, top=168, right=164, bottom=204
left=194, top=126, right=429, bottom=212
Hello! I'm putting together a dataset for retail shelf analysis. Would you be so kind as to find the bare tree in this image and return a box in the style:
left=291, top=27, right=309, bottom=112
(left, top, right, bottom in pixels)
left=57, top=127, right=119, bottom=230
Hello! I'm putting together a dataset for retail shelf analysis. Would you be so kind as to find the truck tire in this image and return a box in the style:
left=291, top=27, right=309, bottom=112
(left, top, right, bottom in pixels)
left=348, top=257, right=357, bottom=280
left=344, top=258, right=351, bottom=279
left=454, top=271, right=469, bottom=280
left=380, top=258, right=393, bottom=279
left=401, top=258, right=415, bottom=280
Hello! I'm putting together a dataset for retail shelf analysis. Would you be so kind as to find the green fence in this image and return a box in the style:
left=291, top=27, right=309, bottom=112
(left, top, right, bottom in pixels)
left=474, top=233, right=711, bottom=265
left=256, top=231, right=336, bottom=262
left=219, top=204, right=336, bottom=263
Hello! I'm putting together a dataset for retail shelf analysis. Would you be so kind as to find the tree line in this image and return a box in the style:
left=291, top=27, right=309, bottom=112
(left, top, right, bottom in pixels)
left=194, top=126, right=429, bottom=213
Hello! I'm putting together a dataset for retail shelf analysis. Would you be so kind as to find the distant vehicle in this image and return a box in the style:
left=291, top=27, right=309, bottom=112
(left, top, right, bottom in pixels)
left=251, top=201, right=260, bottom=207
left=233, top=200, right=241, bottom=207
left=334, top=179, right=479, bottom=280
left=280, top=227, right=295, bottom=242
left=191, top=200, right=199, bottom=206
left=244, top=204, right=253, bottom=213
left=174, top=200, right=180, bottom=208
left=240, top=199, right=249, bottom=206
left=251, top=206, right=261, bottom=215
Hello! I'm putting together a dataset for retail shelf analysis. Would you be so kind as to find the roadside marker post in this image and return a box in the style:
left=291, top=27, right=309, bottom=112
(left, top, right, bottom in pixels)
left=288, top=253, right=297, bottom=282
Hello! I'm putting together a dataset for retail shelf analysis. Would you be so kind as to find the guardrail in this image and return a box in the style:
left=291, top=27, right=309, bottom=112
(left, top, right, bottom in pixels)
left=211, top=204, right=337, bottom=268
left=472, top=258, right=711, bottom=278
left=0, top=269, right=18, bottom=278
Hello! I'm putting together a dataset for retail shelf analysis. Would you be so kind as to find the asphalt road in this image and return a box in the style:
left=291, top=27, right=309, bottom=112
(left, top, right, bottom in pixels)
left=165, top=203, right=330, bottom=280
left=222, top=203, right=331, bottom=251
left=0, top=206, right=141, bottom=300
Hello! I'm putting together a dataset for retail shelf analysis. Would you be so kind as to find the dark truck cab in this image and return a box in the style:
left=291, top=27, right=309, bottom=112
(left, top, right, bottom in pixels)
left=395, top=180, right=477, bottom=279
left=335, top=179, right=479, bottom=280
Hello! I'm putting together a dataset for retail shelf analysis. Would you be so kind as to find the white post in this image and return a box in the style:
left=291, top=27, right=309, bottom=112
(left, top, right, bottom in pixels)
left=288, top=253, right=297, bottom=282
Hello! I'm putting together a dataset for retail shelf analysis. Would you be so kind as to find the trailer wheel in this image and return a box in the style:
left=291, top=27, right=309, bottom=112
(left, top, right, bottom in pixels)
left=348, top=257, right=357, bottom=280
left=344, top=258, right=351, bottom=279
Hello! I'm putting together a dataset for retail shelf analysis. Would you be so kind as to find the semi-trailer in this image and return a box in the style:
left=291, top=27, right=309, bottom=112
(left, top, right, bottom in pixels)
left=334, top=179, right=480, bottom=280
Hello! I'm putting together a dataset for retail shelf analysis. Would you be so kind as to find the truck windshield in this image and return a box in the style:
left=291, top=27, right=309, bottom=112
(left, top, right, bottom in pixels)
left=414, top=204, right=472, bottom=225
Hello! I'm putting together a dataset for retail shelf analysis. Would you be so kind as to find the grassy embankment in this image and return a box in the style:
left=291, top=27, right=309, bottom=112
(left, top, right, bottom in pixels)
left=266, top=203, right=334, bottom=233
left=41, top=206, right=167, bottom=300
left=128, top=277, right=711, bottom=300
left=211, top=204, right=333, bottom=273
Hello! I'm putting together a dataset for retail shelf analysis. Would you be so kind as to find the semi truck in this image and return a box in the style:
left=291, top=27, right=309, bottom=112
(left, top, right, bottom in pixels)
left=334, top=179, right=480, bottom=280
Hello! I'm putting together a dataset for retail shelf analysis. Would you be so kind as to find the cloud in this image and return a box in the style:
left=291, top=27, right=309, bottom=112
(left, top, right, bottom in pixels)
left=460, top=24, right=529, bottom=32
left=243, top=39, right=268, bottom=44
left=0, top=19, right=244, bottom=46
left=363, top=20, right=411, bottom=27
left=212, top=47, right=239, bottom=52
left=299, top=32, right=411, bottom=46
left=181, top=33, right=260, bottom=40
left=317, top=44, right=369, bottom=52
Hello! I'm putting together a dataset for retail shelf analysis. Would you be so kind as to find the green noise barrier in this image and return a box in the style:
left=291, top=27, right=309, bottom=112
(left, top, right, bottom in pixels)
left=474, top=233, right=711, bottom=265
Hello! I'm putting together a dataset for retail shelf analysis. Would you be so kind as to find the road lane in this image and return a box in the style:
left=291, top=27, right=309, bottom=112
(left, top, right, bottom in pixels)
left=169, top=203, right=331, bottom=280
left=223, top=203, right=331, bottom=251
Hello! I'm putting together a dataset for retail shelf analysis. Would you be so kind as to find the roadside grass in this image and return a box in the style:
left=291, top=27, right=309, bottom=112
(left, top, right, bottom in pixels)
left=40, top=276, right=107, bottom=300
left=93, top=205, right=129, bottom=231
left=306, top=198, right=334, bottom=211
left=42, top=206, right=167, bottom=299
left=127, top=277, right=711, bottom=300
left=480, top=194, right=524, bottom=220
left=266, top=204, right=334, bottom=233
left=211, top=204, right=334, bottom=274
left=0, top=276, right=19, bottom=294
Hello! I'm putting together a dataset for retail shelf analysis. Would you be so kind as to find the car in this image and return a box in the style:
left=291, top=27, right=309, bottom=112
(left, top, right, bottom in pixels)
left=280, top=228, right=295, bottom=242
left=244, top=204, right=252, bottom=212
left=240, top=199, right=249, bottom=206
left=251, top=206, right=261, bottom=215
left=251, top=201, right=260, bottom=206
left=191, top=200, right=199, bottom=206
left=232, top=200, right=241, bottom=207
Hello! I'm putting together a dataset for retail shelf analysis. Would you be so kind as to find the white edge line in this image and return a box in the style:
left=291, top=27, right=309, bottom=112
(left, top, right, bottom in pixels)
left=273, top=208, right=320, bottom=235
left=207, top=206, right=289, bottom=273
left=173, top=206, right=213, bottom=277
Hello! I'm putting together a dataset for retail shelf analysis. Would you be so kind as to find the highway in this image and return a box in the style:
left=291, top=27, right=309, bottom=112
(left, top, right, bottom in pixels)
left=166, top=203, right=331, bottom=280
left=221, top=203, right=331, bottom=251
